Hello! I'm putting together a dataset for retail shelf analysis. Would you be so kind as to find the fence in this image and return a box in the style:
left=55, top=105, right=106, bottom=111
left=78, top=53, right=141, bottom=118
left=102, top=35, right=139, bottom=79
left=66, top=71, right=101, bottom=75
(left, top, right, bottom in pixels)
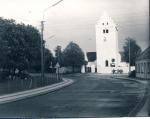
left=0, top=73, right=62, bottom=96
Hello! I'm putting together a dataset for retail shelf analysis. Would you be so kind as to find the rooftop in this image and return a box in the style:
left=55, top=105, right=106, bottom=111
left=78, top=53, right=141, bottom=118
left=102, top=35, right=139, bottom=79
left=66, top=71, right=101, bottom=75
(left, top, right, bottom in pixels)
left=86, top=52, right=96, bottom=62
left=136, top=47, right=150, bottom=61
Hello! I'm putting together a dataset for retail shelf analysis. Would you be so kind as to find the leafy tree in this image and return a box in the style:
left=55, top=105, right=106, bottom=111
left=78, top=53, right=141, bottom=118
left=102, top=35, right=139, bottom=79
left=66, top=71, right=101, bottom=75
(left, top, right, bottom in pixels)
left=44, top=49, right=54, bottom=72
left=62, top=42, right=85, bottom=72
left=0, top=17, right=52, bottom=79
left=122, top=37, right=141, bottom=66
left=23, top=25, right=41, bottom=73
left=54, top=45, right=63, bottom=67
left=0, top=20, right=29, bottom=79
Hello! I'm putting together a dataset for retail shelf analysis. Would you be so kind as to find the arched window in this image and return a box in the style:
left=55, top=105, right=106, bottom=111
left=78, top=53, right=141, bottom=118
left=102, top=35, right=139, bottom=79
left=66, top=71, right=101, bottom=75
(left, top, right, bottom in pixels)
left=105, top=60, right=109, bottom=67
left=103, top=29, right=105, bottom=33
left=106, top=29, right=109, bottom=33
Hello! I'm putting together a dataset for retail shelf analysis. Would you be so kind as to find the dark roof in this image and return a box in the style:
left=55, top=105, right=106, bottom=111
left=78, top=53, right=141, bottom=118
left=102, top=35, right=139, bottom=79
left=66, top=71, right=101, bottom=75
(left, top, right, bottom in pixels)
left=86, top=52, right=96, bottom=62
left=136, top=47, right=150, bottom=61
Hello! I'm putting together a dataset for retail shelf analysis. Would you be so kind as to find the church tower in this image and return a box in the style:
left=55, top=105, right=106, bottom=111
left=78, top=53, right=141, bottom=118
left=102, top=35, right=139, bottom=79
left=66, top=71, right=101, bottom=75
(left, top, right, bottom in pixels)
left=96, top=12, right=119, bottom=73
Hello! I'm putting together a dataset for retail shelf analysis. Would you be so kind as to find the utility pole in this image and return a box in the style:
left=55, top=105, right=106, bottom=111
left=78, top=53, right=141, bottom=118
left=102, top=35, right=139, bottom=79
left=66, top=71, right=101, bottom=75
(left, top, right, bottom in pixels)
left=41, top=21, right=45, bottom=82
left=40, top=0, right=63, bottom=82
left=129, top=39, right=131, bottom=73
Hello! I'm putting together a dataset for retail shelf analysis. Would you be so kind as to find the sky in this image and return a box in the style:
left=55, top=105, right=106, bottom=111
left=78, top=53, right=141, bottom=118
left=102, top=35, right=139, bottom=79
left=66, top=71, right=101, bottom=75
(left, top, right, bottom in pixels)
left=0, top=0, right=149, bottom=53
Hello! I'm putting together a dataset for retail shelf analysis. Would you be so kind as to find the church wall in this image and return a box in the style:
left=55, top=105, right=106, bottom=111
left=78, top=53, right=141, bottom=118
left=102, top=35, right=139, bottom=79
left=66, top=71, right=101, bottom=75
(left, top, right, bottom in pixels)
left=96, top=13, right=119, bottom=73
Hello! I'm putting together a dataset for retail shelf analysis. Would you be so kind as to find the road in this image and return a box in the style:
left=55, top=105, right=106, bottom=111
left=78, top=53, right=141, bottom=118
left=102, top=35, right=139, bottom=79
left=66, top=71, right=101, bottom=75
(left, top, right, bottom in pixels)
left=0, top=73, right=147, bottom=118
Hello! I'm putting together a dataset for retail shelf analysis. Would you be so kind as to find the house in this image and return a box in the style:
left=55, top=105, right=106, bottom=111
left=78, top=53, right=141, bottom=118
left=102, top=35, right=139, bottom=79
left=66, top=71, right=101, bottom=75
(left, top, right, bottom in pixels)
left=135, top=47, right=150, bottom=79
left=85, top=52, right=97, bottom=73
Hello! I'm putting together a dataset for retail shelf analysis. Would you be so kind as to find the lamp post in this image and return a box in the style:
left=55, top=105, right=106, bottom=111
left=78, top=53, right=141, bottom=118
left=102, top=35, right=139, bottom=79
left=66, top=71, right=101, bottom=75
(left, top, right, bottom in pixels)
left=41, top=21, right=45, bottom=83
left=40, top=0, right=63, bottom=82
left=129, top=39, right=131, bottom=74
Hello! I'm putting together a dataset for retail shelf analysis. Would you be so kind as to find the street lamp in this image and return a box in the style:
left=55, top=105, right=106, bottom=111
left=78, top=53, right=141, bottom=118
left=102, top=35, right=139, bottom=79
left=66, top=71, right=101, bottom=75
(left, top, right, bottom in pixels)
left=40, top=0, right=63, bottom=81
left=129, top=39, right=131, bottom=74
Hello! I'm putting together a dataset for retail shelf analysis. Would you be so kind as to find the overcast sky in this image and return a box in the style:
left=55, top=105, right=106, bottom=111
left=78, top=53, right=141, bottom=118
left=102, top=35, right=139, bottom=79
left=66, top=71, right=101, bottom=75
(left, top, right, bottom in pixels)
left=0, top=0, right=149, bottom=53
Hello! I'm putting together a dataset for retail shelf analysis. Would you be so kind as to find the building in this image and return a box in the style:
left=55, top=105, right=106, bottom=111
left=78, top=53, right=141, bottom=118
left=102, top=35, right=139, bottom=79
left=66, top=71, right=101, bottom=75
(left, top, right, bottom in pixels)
left=85, top=52, right=97, bottom=73
left=135, top=47, right=150, bottom=79
left=82, top=12, right=130, bottom=74
left=96, top=12, right=119, bottom=73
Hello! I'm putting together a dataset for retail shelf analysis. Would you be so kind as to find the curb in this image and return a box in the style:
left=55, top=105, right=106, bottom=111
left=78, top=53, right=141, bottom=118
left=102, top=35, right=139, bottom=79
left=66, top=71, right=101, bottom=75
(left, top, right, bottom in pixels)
left=128, top=86, right=148, bottom=117
left=0, top=78, right=74, bottom=104
left=136, top=92, right=149, bottom=116
left=113, top=77, right=144, bottom=83
left=114, top=77, right=149, bottom=116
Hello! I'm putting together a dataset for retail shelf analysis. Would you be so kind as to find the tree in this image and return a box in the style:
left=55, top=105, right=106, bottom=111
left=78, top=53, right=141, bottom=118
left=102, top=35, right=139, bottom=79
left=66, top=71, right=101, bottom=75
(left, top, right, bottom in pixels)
left=0, top=17, right=52, bottom=79
left=44, top=49, right=54, bottom=72
left=21, top=24, right=41, bottom=73
left=122, top=37, right=141, bottom=66
left=54, top=45, right=63, bottom=67
left=62, top=42, right=85, bottom=72
left=0, top=20, right=30, bottom=79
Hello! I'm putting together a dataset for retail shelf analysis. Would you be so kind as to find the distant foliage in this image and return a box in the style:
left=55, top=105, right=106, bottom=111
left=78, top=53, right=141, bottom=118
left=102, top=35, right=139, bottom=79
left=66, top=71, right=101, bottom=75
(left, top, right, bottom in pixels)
left=62, top=42, right=85, bottom=72
left=54, top=45, right=63, bottom=67
left=122, top=37, right=141, bottom=66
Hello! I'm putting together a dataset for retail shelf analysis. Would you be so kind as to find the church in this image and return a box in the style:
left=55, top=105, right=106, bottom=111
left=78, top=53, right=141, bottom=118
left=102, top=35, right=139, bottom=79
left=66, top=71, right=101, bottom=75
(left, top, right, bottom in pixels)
left=81, top=12, right=130, bottom=74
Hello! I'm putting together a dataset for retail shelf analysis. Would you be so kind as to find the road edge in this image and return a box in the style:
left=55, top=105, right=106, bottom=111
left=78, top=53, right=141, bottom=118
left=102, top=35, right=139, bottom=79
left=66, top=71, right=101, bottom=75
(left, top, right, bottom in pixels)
left=114, top=77, right=149, bottom=117
left=0, top=78, right=74, bottom=104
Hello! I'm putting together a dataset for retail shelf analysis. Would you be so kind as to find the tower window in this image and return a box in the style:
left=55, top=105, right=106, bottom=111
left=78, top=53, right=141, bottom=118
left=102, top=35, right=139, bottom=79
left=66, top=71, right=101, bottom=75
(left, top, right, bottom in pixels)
left=107, top=22, right=108, bottom=25
left=106, top=29, right=109, bottom=33
left=103, top=29, right=105, bottom=33
left=105, top=60, right=109, bottom=67
left=102, top=23, right=104, bottom=25
left=112, top=58, right=115, bottom=62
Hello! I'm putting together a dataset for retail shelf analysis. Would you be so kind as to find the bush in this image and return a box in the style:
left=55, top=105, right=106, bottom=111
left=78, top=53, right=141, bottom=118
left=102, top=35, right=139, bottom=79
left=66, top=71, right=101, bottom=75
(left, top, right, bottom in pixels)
left=128, top=70, right=136, bottom=78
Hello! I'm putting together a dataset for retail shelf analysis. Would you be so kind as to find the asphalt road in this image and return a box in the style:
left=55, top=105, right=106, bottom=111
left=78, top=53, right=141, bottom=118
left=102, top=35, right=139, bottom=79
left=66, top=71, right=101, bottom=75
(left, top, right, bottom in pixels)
left=0, top=73, right=147, bottom=118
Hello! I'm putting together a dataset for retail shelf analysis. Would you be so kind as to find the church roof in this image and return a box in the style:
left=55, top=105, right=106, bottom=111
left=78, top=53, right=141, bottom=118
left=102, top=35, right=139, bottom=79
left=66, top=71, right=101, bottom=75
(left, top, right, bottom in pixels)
left=86, top=52, right=96, bottom=62
left=136, top=47, right=150, bottom=61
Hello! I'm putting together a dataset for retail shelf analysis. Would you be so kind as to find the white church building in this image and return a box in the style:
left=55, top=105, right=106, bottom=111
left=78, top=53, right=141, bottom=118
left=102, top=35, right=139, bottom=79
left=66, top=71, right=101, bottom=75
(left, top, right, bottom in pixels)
left=81, top=12, right=131, bottom=74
